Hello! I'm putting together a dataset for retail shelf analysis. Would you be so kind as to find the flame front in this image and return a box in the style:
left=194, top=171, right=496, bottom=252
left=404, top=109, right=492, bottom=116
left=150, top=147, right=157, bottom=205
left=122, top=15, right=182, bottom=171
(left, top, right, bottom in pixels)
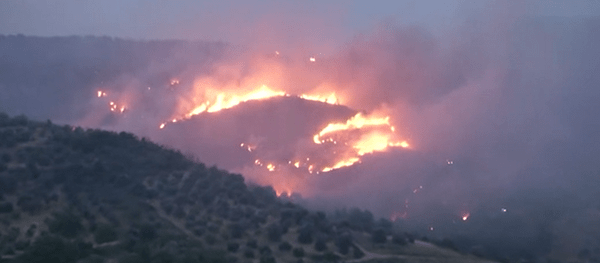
left=185, top=85, right=286, bottom=118
left=315, top=112, right=409, bottom=172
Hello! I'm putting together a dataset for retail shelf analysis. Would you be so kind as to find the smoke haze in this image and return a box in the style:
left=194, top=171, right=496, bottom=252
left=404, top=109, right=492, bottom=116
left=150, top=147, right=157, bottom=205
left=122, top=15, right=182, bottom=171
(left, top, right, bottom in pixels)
left=1, top=1, right=600, bottom=261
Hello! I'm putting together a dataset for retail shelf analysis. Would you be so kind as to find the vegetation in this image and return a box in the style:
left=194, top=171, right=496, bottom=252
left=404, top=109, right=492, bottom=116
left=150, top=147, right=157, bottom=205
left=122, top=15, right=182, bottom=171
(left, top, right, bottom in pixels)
left=0, top=113, right=495, bottom=262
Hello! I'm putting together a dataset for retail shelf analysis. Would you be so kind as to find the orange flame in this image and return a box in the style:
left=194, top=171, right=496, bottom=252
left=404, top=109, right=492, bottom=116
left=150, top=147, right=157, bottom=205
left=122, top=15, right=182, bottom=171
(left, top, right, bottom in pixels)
left=314, top=112, right=409, bottom=172
left=184, top=85, right=286, bottom=118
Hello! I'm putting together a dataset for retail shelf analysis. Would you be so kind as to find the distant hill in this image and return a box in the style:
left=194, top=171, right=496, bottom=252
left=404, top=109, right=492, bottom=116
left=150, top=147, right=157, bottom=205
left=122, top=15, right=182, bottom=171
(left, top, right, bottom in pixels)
left=0, top=112, right=494, bottom=263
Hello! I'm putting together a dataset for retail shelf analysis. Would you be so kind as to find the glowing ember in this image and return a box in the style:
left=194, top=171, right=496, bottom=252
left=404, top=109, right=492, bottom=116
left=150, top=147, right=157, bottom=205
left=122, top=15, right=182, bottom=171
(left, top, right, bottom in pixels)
left=240, top=143, right=256, bottom=152
left=108, top=101, right=126, bottom=113
left=462, top=212, right=470, bottom=221
left=309, top=57, right=316, bottom=62
left=275, top=190, right=291, bottom=197
left=97, top=90, right=107, bottom=97
left=170, top=79, right=180, bottom=86
left=266, top=163, right=275, bottom=172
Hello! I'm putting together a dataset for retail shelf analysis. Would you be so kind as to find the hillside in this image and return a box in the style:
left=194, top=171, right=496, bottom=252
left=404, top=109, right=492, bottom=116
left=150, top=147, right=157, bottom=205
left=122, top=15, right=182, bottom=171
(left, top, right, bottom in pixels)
left=0, top=112, right=494, bottom=263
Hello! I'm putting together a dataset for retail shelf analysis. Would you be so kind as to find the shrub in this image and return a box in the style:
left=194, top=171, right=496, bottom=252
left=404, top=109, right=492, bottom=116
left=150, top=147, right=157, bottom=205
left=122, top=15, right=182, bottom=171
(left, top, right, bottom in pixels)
left=0, top=202, right=13, bottom=213
left=278, top=241, right=292, bottom=251
left=246, top=239, right=258, bottom=249
left=314, top=238, right=327, bottom=252
left=258, top=245, right=272, bottom=256
left=292, top=247, right=305, bottom=258
left=371, top=228, right=387, bottom=244
left=204, top=234, right=217, bottom=245
left=229, top=223, right=244, bottom=239
left=392, top=233, right=408, bottom=245
left=19, top=234, right=82, bottom=263
left=227, top=242, right=240, bottom=252
left=353, top=245, right=365, bottom=259
left=94, top=223, right=117, bottom=244
left=259, top=255, right=276, bottom=263
left=139, top=224, right=156, bottom=241
left=14, top=240, right=30, bottom=250
left=267, top=223, right=283, bottom=242
left=243, top=249, right=255, bottom=259
left=48, top=210, right=83, bottom=238
left=297, top=227, right=313, bottom=244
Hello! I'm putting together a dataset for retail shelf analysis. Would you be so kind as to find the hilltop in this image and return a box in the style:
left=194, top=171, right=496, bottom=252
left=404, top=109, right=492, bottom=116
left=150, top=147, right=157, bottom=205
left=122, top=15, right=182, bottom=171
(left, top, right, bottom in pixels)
left=0, top=113, right=494, bottom=263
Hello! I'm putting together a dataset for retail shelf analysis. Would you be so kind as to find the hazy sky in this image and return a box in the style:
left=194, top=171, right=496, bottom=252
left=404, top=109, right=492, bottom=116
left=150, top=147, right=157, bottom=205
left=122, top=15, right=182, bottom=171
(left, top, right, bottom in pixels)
left=1, top=0, right=599, bottom=45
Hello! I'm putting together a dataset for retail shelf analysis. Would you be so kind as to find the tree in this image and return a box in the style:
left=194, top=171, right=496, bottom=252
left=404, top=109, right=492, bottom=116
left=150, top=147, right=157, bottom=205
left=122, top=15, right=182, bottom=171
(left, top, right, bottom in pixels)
left=48, top=210, right=83, bottom=238
left=314, top=238, right=327, bottom=252
left=0, top=202, right=13, bottom=213
left=94, top=223, right=117, bottom=244
left=19, top=234, right=82, bottom=263
left=371, top=229, right=387, bottom=244
left=392, top=233, right=408, bottom=245
left=297, top=226, right=313, bottom=244
left=267, top=223, right=283, bottom=242
left=227, top=242, right=239, bottom=252
left=336, top=232, right=352, bottom=255
left=353, top=245, right=365, bottom=259
left=278, top=242, right=292, bottom=251
left=292, top=247, right=305, bottom=258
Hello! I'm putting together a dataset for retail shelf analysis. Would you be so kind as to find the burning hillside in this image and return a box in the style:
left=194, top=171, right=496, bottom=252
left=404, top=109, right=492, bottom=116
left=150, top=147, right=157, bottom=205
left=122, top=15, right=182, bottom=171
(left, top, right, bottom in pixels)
left=80, top=50, right=413, bottom=198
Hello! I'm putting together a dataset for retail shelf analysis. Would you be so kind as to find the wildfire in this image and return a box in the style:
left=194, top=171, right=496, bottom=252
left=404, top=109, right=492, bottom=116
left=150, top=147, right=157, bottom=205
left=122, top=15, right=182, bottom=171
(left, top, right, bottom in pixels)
left=314, top=113, right=393, bottom=144
left=299, top=93, right=339, bottom=105
left=314, top=112, right=409, bottom=172
left=322, top=157, right=360, bottom=172
left=158, top=84, right=344, bottom=130
left=184, top=85, right=286, bottom=118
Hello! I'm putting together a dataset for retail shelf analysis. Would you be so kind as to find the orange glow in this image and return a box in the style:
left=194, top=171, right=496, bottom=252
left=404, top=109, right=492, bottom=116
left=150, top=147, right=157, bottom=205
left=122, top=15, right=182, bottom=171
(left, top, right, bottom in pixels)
left=184, top=85, right=286, bottom=118
left=314, top=113, right=392, bottom=144
left=275, top=189, right=292, bottom=197
left=322, top=157, right=360, bottom=172
left=299, top=93, right=339, bottom=105
left=462, top=212, right=470, bottom=221
left=97, top=90, right=107, bottom=97
left=170, top=79, right=180, bottom=86
left=309, top=57, right=316, bottom=62
left=313, top=112, right=410, bottom=172
left=108, top=101, right=126, bottom=114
